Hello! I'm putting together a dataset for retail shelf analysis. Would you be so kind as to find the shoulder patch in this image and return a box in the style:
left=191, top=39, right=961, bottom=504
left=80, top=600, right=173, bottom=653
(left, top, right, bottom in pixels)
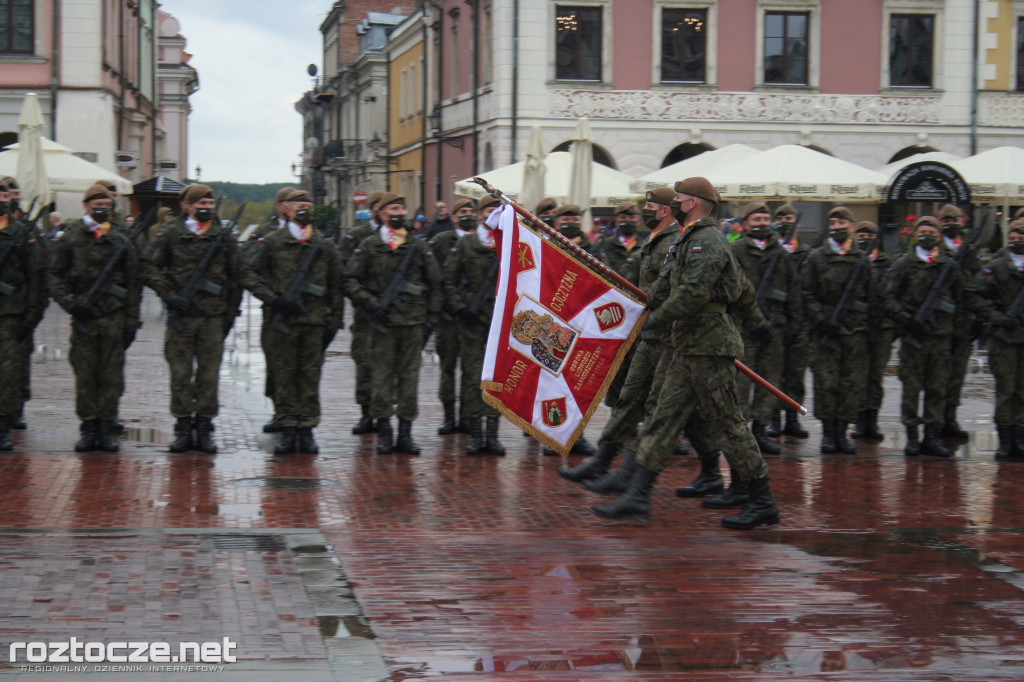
left=691, top=245, right=703, bottom=253
left=344, top=233, right=355, bottom=241
left=426, top=250, right=434, bottom=257
left=450, top=246, right=458, bottom=254
left=982, top=268, right=992, bottom=275
left=353, top=248, right=361, bottom=255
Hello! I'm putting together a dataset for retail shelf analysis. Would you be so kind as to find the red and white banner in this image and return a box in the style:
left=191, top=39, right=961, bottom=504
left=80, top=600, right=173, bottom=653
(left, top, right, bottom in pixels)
left=481, top=204, right=648, bottom=455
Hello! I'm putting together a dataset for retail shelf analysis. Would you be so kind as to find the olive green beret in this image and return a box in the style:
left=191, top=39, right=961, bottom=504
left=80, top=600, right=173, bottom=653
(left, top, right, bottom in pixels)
left=774, top=203, right=797, bottom=218
left=286, top=189, right=313, bottom=203
left=534, top=197, right=558, bottom=215
left=855, top=220, right=878, bottom=235
left=645, top=188, right=676, bottom=206
left=938, top=204, right=963, bottom=219
left=275, top=187, right=296, bottom=203
left=182, top=184, right=214, bottom=204
left=554, top=203, right=582, bottom=217
left=673, top=176, right=718, bottom=204
left=83, top=183, right=112, bottom=203
left=827, top=206, right=854, bottom=222
left=741, top=202, right=770, bottom=220
left=477, top=195, right=500, bottom=212
left=451, top=197, right=475, bottom=214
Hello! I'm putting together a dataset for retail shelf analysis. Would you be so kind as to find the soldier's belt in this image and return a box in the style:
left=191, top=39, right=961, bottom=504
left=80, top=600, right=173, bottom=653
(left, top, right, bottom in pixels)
left=851, top=300, right=869, bottom=313
left=698, top=302, right=727, bottom=313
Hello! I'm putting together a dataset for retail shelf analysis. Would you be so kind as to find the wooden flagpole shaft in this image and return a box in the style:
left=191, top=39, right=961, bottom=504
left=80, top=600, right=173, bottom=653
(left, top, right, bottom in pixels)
left=733, top=358, right=808, bottom=415
left=471, top=177, right=648, bottom=304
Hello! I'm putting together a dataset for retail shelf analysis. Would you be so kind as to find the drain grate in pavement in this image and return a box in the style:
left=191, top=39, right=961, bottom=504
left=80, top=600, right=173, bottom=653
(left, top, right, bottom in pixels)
left=207, top=534, right=287, bottom=552
left=230, top=477, right=340, bottom=490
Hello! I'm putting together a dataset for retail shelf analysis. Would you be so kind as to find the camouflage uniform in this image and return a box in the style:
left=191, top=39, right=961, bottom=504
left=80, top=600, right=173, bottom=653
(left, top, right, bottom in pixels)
left=15, top=217, right=49, bottom=426
left=344, top=231, right=440, bottom=421
left=429, top=227, right=467, bottom=408
left=143, top=217, right=243, bottom=420
left=0, top=218, right=46, bottom=428
left=863, top=249, right=896, bottom=414
left=242, top=216, right=283, bottom=404
left=595, top=233, right=642, bottom=407
left=731, top=235, right=800, bottom=426
left=782, top=241, right=811, bottom=409
left=339, top=224, right=376, bottom=410
left=48, top=221, right=142, bottom=422
left=942, top=239, right=981, bottom=429
left=242, top=228, right=343, bottom=427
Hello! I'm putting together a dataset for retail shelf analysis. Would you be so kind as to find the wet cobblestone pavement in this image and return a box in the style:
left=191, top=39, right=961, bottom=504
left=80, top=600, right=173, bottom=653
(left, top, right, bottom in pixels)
left=0, top=293, right=1022, bottom=680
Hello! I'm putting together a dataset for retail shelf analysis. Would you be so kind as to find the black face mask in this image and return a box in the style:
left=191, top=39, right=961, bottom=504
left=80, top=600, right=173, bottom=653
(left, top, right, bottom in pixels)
left=857, top=237, right=875, bottom=251
left=195, top=208, right=215, bottom=223
left=294, top=209, right=312, bottom=226
left=619, top=219, right=637, bottom=236
left=641, top=209, right=661, bottom=229
left=748, top=226, right=772, bottom=240
left=830, top=229, right=849, bottom=244
left=1010, top=241, right=1024, bottom=255
left=541, top=215, right=555, bottom=227
left=917, top=235, right=939, bottom=251
left=91, top=208, right=111, bottom=223
left=0, top=201, right=8, bottom=216
left=458, top=215, right=478, bottom=229
left=388, top=215, right=407, bottom=229
left=10, top=198, right=19, bottom=213
left=942, top=225, right=962, bottom=239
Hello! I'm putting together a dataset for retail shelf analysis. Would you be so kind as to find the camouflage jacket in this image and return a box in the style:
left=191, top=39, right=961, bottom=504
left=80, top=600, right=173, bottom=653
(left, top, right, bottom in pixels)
left=884, top=249, right=965, bottom=338
left=428, top=229, right=466, bottom=271
left=242, top=228, right=344, bottom=330
left=649, top=217, right=765, bottom=357
left=344, top=232, right=441, bottom=328
left=143, top=218, right=243, bottom=318
left=47, top=220, right=143, bottom=325
left=595, top=235, right=642, bottom=286
left=240, top=216, right=282, bottom=261
left=338, top=223, right=375, bottom=267
left=636, top=224, right=678, bottom=343
left=866, top=250, right=896, bottom=330
left=969, top=255, right=1024, bottom=344
left=442, top=232, right=498, bottom=325
left=731, top=235, right=801, bottom=333
left=800, top=243, right=872, bottom=335
left=0, top=218, right=47, bottom=325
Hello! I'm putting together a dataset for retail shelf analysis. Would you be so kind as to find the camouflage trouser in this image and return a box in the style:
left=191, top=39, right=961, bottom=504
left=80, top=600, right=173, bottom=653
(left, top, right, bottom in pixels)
left=600, top=340, right=667, bottom=449
left=458, top=326, right=497, bottom=419
left=260, top=311, right=276, bottom=400
left=435, top=319, right=462, bottom=404
left=68, top=313, right=126, bottom=421
left=267, top=323, right=325, bottom=428
left=636, top=354, right=767, bottom=483
left=350, top=315, right=373, bottom=406
left=945, top=332, right=973, bottom=407
left=164, top=315, right=225, bottom=419
left=603, top=344, right=635, bottom=408
left=899, top=334, right=951, bottom=428
left=989, top=336, right=1024, bottom=427
left=0, top=316, right=26, bottom=416
left=809, top=332, right=868, bottom=423
left=864, top=328, right=895, bottom=412
left=369, top=325, right=425, bottom=421
left=18, top=332, right=32, bottom=406
left=782, top=328, right=809, bottom=407
left=737, top=328, right=784, bottom=425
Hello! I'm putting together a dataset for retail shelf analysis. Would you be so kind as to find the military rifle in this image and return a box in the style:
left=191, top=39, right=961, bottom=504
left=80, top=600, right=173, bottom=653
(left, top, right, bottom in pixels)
left=71, top=206, right=155, bottom=333
left=365, top=240, right=421, bottom=334
left=0, top=199, right=41, bottom=296
left=457, top=255, right=500, bottom=339
left=269, top=239, right=325, bottom=335
left=752, top=248, right=787, bottom=320
left=995, top=278, right=1024, bottom=344
left=793, top=219, right=826, bottom=274
left=820, top=236, right=875, bottom=351
left=166, top=236, right=226, bottom=332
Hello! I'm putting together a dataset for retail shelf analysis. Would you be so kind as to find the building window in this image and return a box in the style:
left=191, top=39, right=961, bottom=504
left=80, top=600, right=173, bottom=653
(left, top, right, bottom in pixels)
left=890, top=14, right=933, bottom=87
left=555, top=5, right=602, bottom=81
left=764, top=11, right=808, bottom=85
left=1017, top=17, right=1024, bottom=91
left=449, top=14, right=459, bottom=98
left=0, top=0, right=33, bottom=53
left=661, top=8, right=707, bottom=83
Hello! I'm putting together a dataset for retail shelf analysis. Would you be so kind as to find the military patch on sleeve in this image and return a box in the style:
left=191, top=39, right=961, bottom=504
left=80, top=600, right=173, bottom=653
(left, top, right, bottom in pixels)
left=344, top=234, right=355, bottom=241
left=691, top=245, right=703, bottom=253
left=450, top=247, right=457, bottom=254
left=353, top=248, right=361, bottom=255
left=426, top=250, right=434, bottom=257
left=982, top=268, right=992, bottom=275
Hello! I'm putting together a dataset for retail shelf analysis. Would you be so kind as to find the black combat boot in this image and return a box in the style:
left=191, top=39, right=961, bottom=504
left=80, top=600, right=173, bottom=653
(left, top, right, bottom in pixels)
left=752, top=422, right=781, bottom=454
left=376, top=418, right=394, bottom=454
left=395, top=419, right=420, bottom=455
left=194, top=417, right=217, bottom=454
left=820, top=420, right=837, bottom=454
left=95, top=421, right=120, bottom=452
left=675, top=457, right=724, bottom=498
left=74, top=420, right=98, bottom=452
left=920, top=424, right=951, bottom=457
left=298, top=427, right=319, bottom=454
left=766, top=411, right=782, bottom=438
left=784, top=410, right=808, bottom=438
left=904, top=425, right=921, bottom=456
left=674, top=437, right=689, bottom=455
left=458, top=409, right=472, bottom=434
left=702, top=469, right=749, bottom=509
left=0, top=416, right=12, bottom=452
left=351, top=405, right=374, bottom=435
left=591, top=465, right=658, bottom=521
left=863, top=409, right=884, bottom=439
left=942, top=405, right=969, bottom=439
left=437, top=401, right=457, bottom=435
left=559, top=441, right=617, bottom=482
left=111, top=419, right=125, bottom=431
left=544, top=435, right=597, bottom=457
left=262, top=418, right=282, bottom=434
left=274, top=428, right=297, bottom=455
left=465, top=418, right=484, bottom=455
left=484, top=417, right=505, bottom=455
left=834, top=421, right=856, bottom=454
left=169, top=417, right=194, bottom=453
left=721, top=476, right=781, bottom=530
left=10, top=407, right=26, bottom=429
left=850, top=410, right=869, bottom=439
left=995, top=425, right=1014, bottom=460
left=1013, top=426, right=1024, bottom=458
left=583, top=451, right=636, bottom=494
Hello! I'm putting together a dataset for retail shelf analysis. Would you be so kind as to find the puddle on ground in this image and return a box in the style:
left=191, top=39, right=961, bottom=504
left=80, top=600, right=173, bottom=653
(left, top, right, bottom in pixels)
left=292, top=544, right=330, bottom=554
left=318, top=615, right=375, bottom=639
left=122, top=427, right=171, bottom=445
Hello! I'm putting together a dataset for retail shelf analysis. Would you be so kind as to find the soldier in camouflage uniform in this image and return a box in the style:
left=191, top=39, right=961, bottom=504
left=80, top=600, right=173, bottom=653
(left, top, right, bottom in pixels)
left=969, top=220, right=1024, bottom=458
left=339, top=190, right=383, bottom=435
left=591, top=177, right=780, bottom=530
left=48, top=185, right=143, bottom=452
left=344, top=193, right=441, bottom=455
left=801, top=206, right=871, bottom=454
left=552, top=204, right=593, bottom=254
left=850, top=221, right=892, bottom=440
left=240, top=187, right=293, bottom=434
left=144, top=184, right=242, bottom=454
left=770, top=204, right=810, bottom=438
left=938, top=204, right=981, bottom=439
left=442, top=195, right=504, bottom=455
left=0, top=181, right=46, bottom=450
left=535, top=197, right=558, bottom=227
left=243, top=190, right=343, bottom=455
left=731, top=202, right=801, bottom=455
left=430, top=197, right=476, bottom=435
left=93, top=179, right=130, bottom=234
left=885, top=216, right=965, bottom=457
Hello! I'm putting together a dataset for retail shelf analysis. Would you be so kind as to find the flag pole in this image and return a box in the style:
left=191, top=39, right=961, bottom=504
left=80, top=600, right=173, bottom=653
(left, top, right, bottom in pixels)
left=471, top=177, right=648, bottom=303
left=734, top=359, right=808, bottom=415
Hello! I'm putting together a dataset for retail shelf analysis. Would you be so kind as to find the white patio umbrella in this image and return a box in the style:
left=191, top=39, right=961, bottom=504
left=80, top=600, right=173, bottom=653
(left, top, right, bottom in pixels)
left=15, top=93, right=49, bottom=216
left=566, top=117, right=593, bottom=226
left=708, top=145, right=888, bottom=202
left=951, top=147, right=1024, bottom=204
left=519, top=125, right=547, bottom=212
left=0, top=137, right=133, bottom=195
left=630, top=144, right=760, bottom=193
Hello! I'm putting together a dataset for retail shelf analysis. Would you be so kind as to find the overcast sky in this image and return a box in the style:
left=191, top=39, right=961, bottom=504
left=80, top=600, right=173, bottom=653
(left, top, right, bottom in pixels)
left=159, top=0, right=327, bottom=184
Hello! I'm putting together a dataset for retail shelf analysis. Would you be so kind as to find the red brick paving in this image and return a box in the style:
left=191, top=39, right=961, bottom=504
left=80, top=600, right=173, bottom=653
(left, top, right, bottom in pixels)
left=0, top=294, right=1022, bottom=679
